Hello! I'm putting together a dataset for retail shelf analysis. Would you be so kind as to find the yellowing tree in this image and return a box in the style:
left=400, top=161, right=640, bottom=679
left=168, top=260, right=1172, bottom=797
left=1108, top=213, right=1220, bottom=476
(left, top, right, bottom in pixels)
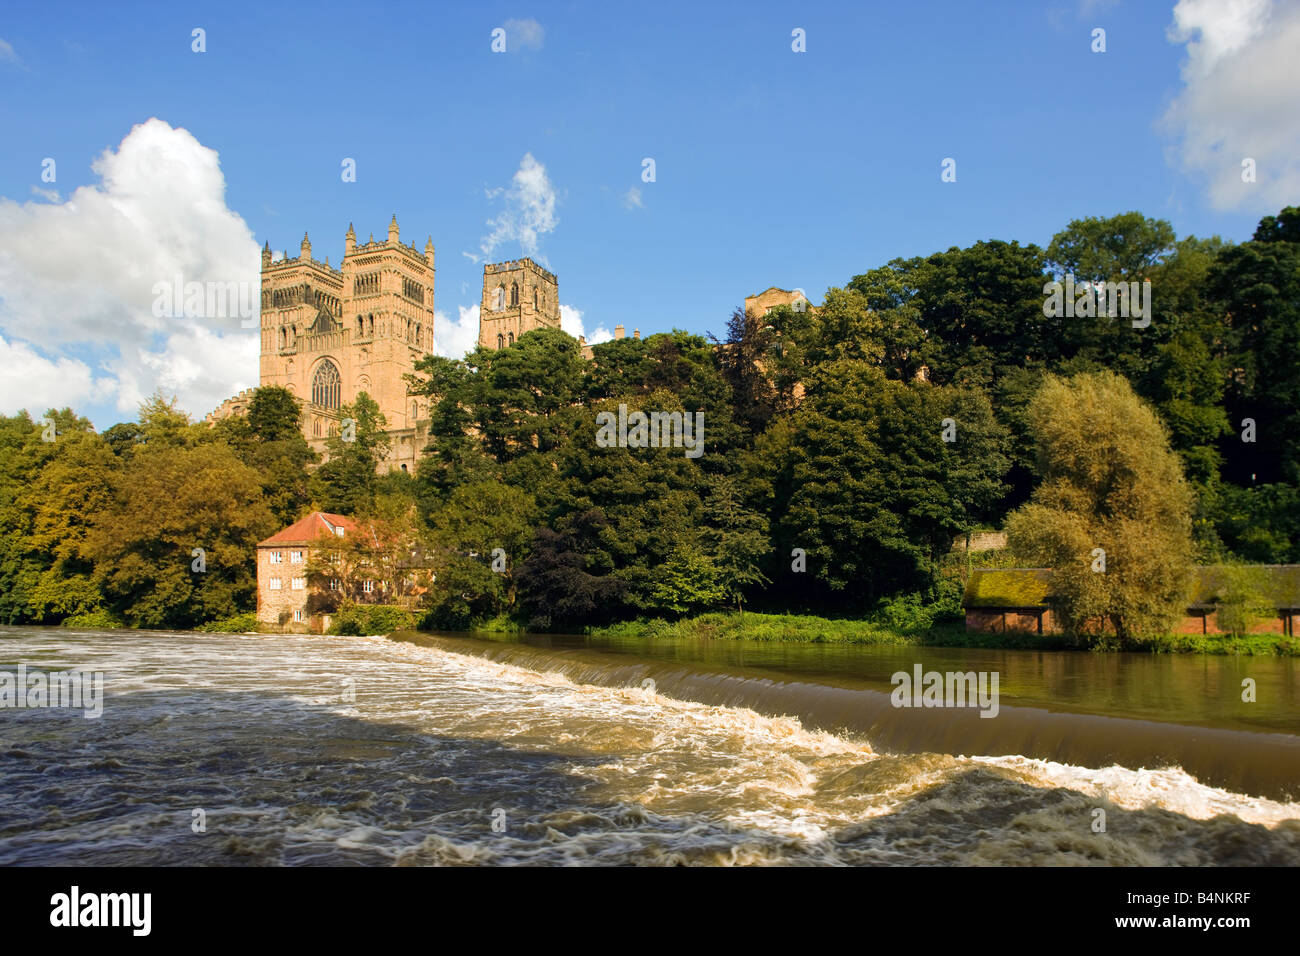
left=1006, top=372, right=1193, bottom=643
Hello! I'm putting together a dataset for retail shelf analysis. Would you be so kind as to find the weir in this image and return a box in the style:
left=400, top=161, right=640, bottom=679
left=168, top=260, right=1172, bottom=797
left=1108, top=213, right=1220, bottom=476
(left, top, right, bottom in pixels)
left=393, top=631, right=1300, bottom=803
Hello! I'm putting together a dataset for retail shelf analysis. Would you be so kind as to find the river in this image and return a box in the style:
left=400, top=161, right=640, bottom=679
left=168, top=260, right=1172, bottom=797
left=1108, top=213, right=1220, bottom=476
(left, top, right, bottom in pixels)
left=1, top=626, right=1297, bottom=866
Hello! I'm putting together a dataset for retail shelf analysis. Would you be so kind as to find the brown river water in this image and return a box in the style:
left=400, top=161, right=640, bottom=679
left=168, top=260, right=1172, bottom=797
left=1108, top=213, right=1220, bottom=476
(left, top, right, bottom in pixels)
left=1, top=626, right=1298, bottom=866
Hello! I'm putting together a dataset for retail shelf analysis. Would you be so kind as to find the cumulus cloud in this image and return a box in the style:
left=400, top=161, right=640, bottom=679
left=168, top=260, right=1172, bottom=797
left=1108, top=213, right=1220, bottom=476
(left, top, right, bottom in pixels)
left=430, top=301, right=607, bottom=358
left=561, top=304, right=611, bottom=345
left=432, top=304, right=483, bottom=359
left=1161, top=0, right=1300, bottom=210
left=0, top=118, right=260, bottom=420
left=0, top=336, right=101, bottom=413
left=480, top=153, right=559, bottom=260
left=503, top=18, right=545, bottom=51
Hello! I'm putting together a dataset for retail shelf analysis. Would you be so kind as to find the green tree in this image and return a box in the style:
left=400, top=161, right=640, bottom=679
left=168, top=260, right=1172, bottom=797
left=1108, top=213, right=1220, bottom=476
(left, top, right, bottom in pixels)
left=85, top=441, right=277, bottom=628
left=1005, top=372, right=1193, bottom=644
left=312, top=392, right=390, bottom=514
left=771, top=362, right=1008, bottom=608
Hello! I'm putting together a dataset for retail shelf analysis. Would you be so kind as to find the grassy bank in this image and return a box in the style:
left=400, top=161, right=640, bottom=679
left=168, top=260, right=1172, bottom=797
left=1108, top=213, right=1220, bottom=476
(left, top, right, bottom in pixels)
left=584, top=611, right=1300, bottom=655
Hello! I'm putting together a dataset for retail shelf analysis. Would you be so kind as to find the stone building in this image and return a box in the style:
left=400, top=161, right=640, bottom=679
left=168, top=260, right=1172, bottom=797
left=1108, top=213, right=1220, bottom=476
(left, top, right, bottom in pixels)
left=249, top=216, right=438, bottom=471
left=478, top=258, right=560, bottom=350
left=256, top=511, right=365, bottom=633
left=745, top=286, right=814, bottom=317
left=963, top=566, right=1300, bottom=636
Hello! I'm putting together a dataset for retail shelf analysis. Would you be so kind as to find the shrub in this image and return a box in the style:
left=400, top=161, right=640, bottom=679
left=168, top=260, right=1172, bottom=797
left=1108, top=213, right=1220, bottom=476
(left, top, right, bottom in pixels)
left=328, top=605, right=417, bottom=636
left=196, top=611, right=259, bottom=633
left=61, top=609, right=124, bottom=630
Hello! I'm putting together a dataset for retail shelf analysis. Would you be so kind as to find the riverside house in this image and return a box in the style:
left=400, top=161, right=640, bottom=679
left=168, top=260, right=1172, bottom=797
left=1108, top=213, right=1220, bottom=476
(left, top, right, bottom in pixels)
left=964, top=566, right=1300, bottom=637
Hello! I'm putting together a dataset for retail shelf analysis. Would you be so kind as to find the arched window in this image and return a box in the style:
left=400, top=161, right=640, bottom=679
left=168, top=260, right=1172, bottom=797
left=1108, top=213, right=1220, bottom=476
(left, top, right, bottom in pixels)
left=510, top=283, right=519, bottom=307
left=497, top=333, right=504, bottom=349
left=533, top=288, right=539, bottom=310
left=278, top=328, right=286, bottom=349
left=312, top=418, right=322, bottom=437
left=411, top=401, right=418, bottom=421
left=368, top=314, right=374, bottom=336
left=508, top=332, right=514, bottom=345
left=357, top=316, right=364, bottom=337
left=415, top=323, right=421, bottom=343
left=493, top=285, right=505, bottom=311
left=312, top=359, right=342, bottom=409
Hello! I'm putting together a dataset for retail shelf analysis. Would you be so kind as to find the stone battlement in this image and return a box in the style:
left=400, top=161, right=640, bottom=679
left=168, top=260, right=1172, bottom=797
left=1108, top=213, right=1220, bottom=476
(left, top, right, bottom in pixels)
left=484, top=258, right=557, bottom=283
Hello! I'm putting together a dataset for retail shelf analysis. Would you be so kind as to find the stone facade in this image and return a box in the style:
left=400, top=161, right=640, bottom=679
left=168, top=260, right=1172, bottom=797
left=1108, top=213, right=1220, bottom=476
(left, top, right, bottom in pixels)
left=478, top=258, right=560, bottom=350
left=256, top=512, right=359, bottom=633
left=255, top=217, right=436, bottom=468
left=963, top=566, right=1300, bottom=637
left=208, top=223, right=575, bottom=472
left=745, top=286, right=813, bottom=317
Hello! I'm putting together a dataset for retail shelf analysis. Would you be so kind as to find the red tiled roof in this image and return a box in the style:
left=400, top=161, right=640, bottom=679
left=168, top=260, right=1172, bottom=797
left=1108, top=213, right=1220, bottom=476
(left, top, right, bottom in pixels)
left=258, top=512, right=360, bottom=547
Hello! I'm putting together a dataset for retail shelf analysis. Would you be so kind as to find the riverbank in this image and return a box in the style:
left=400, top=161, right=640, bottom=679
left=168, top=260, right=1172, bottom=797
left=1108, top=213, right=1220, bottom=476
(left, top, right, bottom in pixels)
left=581, top=611, right=1300, bottom=655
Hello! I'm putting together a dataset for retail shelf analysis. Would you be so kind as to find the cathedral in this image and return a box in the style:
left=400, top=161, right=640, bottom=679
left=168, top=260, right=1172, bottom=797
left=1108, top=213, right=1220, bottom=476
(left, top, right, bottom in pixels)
left=206, top=216, right=560, bottom=471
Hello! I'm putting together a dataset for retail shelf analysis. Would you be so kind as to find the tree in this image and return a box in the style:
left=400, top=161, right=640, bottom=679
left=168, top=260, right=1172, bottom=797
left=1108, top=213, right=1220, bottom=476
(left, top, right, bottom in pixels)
left=312, top=392, right=390, bottom=514
left=516, top=510, right=625, bottom=630
left=771, top=361, right=1008, bottom=608
left=1005, top=372, right=1193, bottom=644
left=701, top=474, right=770, bottom=611
left=85, top=441, right=277, bottom=628
left=423, top=481, right=538, bottom=626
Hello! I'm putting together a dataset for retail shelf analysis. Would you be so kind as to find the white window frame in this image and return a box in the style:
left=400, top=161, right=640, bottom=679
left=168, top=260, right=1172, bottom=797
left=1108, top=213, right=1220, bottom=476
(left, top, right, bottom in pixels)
left=291, top=577, right=305, bottom=591
left=269, top=551, right=282, bottom=564
left=269, top=577, right=282, bottom=591
left=290, top=550, right=304, bottom=564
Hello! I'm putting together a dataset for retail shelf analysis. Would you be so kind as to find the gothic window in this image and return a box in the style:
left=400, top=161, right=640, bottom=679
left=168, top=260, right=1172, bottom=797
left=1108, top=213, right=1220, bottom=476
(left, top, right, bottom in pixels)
left=411, top=401, right=418, bottom=420
left=368, top=315, right=374, bottom=336
left=497, top=333, right=504, bottom=349
left=312, top=359, right=342, bottom=409
left=510, top=283, right=519, bottom=308
left=493, top=285, right=505, bottom=311
left=508, top=332, right=514, bottom=346
left=357, top=316, right=363, bottom=337
left=313, top=418, right=322, bottom=437
left=278, top=327, right=286, bottom=349
left=416, top=323, right=421, bottom=343
left=533, top=288, right=539, bottom=310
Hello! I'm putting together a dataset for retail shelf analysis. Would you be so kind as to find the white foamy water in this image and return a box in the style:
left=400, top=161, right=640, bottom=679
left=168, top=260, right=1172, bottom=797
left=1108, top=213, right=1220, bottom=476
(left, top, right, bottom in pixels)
left=1, top=628, right=1297, bottom=866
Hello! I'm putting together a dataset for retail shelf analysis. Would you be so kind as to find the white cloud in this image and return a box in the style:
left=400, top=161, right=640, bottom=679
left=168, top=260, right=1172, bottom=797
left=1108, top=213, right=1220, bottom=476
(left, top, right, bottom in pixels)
left=432, top=304, right=483, bottom=358
left=561, top=304, right=611, bottom=345
left=503, top=18, right=545, bottom=51
left=622, top=186, right=644, bottom=210
left=0, top=118, right=260, bottom=420
left=480, top=153, right=559, bottom=260
left=1162, top=0, right=1300, bottom=210
left=0, top=336, right=100, bottom=413
left=0, top=38, right=19, bottom=65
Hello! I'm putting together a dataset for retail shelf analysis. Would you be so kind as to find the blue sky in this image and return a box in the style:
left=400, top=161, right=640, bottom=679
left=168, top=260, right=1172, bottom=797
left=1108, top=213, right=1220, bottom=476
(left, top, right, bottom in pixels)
left=1, top=0, right=1296, bottom=428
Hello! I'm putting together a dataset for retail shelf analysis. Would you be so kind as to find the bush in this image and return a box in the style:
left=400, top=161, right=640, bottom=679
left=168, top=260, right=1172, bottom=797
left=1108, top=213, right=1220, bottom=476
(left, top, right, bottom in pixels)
left=328, top=605, right=417, bottom=636
left=196, top=611, right=259, bottom=633
left=61, top=609, right=124, bottom=630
